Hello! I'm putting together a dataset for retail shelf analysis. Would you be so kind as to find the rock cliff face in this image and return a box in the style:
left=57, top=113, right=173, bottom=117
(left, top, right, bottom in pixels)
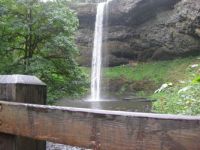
left=74, top=0, right=200, bottom=66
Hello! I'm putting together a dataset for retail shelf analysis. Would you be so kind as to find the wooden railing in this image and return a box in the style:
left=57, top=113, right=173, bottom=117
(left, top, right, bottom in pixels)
left=0, top=75, right=200, bottom=150
left=1, top=101, right=200, bottom=150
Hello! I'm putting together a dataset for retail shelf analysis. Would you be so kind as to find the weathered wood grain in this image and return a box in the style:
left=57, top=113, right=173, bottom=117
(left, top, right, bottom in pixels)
left=0, top=75, right=46, bottom=150
left=0, top=101, right=200, bottom=150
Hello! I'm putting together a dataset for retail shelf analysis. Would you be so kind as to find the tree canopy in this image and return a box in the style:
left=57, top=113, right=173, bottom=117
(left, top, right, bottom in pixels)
left=0, top=0, right=88, bottom=103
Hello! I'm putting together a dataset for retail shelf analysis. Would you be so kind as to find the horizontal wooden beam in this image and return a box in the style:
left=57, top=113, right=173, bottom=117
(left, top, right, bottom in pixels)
left=0, top=101, right=200, bottom=150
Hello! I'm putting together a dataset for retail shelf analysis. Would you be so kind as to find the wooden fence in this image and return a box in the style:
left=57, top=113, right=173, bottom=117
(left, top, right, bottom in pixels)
left=0, top=75, right=200, bottom=150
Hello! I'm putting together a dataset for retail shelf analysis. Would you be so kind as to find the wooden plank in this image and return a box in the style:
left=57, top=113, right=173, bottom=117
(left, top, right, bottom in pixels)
left=0, top=101, right=200, bottom=150
left=0, top=75, right=46, bottom=150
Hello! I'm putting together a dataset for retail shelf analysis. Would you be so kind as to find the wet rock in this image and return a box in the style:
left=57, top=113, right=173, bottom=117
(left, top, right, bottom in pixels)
left=74, top=0, right=200, bottom=66
left=71, top=3, right=96, bottom=29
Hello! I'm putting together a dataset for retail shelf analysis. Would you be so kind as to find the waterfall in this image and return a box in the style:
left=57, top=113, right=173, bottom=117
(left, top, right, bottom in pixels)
left=90, top=0, right=112, bottom=101
left=90, top=2, right=105, bottom=101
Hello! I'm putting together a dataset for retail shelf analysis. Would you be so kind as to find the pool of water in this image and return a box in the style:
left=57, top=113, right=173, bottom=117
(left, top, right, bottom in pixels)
left=56, top=98, right=153, bottom=112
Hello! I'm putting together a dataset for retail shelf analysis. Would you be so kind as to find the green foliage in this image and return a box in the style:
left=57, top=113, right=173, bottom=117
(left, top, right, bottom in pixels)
left=0, top=0, right=89, bottom=103
left=152, top=84, right=200, bottom=115
left=82, top=57, right=200, bottom=100
left=192, top=76, right=200, bottom=84
left=152, top=58, right=200, bottom=115
left=103, top=58, right=195, bottom=83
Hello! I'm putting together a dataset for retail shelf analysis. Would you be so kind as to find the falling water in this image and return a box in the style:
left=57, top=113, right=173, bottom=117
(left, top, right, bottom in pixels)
left=90, top=0, right=112, bottom=101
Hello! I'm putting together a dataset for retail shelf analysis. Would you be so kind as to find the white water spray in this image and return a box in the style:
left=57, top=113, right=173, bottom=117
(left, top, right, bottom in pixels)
left=90, top=0, right=112, bottom=101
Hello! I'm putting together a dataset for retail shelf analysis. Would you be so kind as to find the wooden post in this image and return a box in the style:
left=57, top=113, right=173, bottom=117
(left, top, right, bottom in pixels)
left=0, top=75, right=46, bottom=150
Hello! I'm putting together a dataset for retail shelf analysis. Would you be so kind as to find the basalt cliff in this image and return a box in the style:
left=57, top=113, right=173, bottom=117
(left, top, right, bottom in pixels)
left=73, top=0, right=200, bottom=66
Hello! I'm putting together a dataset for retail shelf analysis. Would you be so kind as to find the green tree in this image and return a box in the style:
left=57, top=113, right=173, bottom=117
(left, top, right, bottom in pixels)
left=0, top=0, right=89, bottom=103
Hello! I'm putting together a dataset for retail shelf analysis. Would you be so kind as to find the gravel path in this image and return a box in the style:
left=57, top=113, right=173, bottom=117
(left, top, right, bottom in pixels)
left=46, top=142, right=83, bottom=150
